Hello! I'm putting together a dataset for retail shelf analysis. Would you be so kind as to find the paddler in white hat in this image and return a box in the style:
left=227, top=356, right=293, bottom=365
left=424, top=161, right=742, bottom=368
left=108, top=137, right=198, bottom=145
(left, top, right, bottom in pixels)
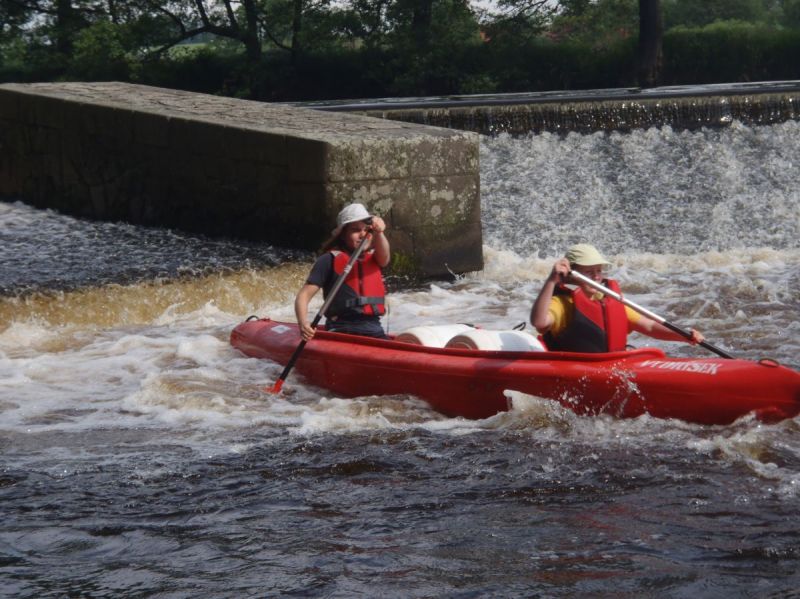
left=531, top=243, right=704, bottom=352
left=295, top=203, right=390, bottom=341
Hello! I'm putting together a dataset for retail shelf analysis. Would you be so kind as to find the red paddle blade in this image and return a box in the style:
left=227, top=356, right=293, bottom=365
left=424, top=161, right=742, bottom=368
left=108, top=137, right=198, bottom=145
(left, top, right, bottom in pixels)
left=266, top=378, right=284, bottom=394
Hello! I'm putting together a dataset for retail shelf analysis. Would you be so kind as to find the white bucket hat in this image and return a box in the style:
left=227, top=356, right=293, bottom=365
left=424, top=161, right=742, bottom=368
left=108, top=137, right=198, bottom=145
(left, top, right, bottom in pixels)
left=331, top=203, right=372, bottom=236
left=565, top=243, right=611, bottom=266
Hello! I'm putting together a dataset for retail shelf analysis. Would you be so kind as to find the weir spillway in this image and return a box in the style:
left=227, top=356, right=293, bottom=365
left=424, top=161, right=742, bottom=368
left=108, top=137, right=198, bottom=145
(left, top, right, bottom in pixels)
left=303, top=80, right=800, bottom=135
left=2, top=80, right=799, bottom=283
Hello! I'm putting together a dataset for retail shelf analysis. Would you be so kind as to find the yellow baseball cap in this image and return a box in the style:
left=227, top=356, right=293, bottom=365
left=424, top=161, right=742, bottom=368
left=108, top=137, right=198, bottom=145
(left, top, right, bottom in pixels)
left=565, top=243, right=611, bottom=266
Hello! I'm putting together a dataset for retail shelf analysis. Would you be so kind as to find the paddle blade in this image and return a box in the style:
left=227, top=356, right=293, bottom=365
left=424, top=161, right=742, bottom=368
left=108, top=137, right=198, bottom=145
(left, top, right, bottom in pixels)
left=266, top=378, right=284, bottom=394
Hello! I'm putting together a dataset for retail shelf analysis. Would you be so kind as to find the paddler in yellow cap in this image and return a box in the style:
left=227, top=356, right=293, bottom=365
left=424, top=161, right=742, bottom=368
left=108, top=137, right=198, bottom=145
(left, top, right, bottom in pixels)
left=530, top=243, right=704, bottom=352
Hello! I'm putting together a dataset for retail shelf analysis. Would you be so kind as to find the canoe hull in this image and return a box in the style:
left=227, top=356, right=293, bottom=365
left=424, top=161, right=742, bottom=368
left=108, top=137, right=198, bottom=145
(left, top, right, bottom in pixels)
left=231, top=319, right=800, bottom=425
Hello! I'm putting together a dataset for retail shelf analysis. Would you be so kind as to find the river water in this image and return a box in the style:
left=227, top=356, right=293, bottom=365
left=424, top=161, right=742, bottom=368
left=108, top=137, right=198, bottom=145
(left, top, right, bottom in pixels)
left=2, top=120, right=799, bottom=597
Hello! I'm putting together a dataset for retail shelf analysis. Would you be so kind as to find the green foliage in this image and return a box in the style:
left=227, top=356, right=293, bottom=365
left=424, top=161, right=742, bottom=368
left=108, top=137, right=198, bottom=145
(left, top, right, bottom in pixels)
left=0, top=0, right=32, bottom=39
left=663, top=20, right=800, bottom=83
left=549, top=0, right=639, bottom=45
left=0, top=37, right=28, bottom=81
left=0, top=36, right=68, bottom=83
left=558, top=0, right=593, bottom=18
left=663, top=0, right=770, bottom=29
left=487, top=0, right=555, bottom=36
left=784, top=0, right=800, bottom=26
left=2, top=0, right=800, bottom=99
left=387, top=0, right=482, bottom=47
left=375, top=0, right=484, bottom=95
left=133, top=44, right=244, bottom=95
left=67, top=21, right=132, bottom=80
left=485, top=34, right=638, bottom=91
left=125, top=12, right=188, bottom=53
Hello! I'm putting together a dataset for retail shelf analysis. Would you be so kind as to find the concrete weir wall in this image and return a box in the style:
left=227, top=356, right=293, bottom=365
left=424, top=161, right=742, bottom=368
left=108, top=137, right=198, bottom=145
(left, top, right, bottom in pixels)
left=311, top=81, right=800, bottom=135
left=0, top=82, right=482, bottom=278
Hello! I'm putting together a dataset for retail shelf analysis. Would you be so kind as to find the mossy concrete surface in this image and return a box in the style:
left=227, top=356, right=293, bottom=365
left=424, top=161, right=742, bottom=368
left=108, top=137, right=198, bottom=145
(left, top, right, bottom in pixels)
left=0, top=82, right=482, bottom=278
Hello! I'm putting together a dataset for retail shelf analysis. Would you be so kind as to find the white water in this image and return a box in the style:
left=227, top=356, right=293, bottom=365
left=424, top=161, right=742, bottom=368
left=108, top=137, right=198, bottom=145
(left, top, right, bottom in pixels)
left=1, top=120, right=799, bottom=483
left=4, top=121, right=800, bottom=597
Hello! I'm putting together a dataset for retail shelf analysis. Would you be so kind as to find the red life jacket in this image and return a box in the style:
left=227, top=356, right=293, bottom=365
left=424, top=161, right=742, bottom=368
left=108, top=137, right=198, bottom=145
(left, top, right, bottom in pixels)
left=543, top=279, right=628, bottom=353
left=326, top=250, right=386, bottom=318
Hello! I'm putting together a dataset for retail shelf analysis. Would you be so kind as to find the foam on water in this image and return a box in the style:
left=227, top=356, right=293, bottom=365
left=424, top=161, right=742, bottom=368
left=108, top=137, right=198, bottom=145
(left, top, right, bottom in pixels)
left=0, top=200, right=305, bottom=294
left=480, top=120, right=800, bottom=256
left=1, top=120, right=798, bottom=492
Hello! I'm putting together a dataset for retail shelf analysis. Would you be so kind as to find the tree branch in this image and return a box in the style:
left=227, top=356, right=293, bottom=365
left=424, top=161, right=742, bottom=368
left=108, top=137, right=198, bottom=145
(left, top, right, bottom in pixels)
left=221, top=0, right=239, bottom=29
left=259, top=16, right=291, bottom=51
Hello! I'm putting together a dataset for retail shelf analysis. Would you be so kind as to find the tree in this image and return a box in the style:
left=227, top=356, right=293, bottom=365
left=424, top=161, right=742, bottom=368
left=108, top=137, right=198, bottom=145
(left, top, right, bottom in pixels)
left=785, top=0, right=800, bottom=27
left=663, top=0, right=769, bottom=28
left=147, top=0, right=262, bottom=64
left=547, top=0, right=638, bottom=43
left=67, top=19, right=131, bottom=79
left=410, top=0, right=434, bottom=47
left=1, top=0, right=35, bottom=45
left=485, top=0, right=557, bottom=39
left=637, top=0, right=662, bottom=86
left=261, top=0, right=342, bottom=65
left=4, top=0, right=94, bottom=55
left=54, top=0, right=81, bottom=53
left=558, top=0, right=592, bottom=16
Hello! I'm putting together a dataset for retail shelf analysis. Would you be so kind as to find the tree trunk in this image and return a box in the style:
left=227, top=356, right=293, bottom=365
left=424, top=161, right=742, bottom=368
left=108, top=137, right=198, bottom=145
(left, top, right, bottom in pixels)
left=637, top=0, right=663, bottom=88
left=54, top=0, right=77, bottom=54
left=107, top=0, right=118, bottom=24
left=411, top=0, right=433, bottom=48
left=242, top=0, right=262, bottom=65
left=291, top=0, right=303, bottom=65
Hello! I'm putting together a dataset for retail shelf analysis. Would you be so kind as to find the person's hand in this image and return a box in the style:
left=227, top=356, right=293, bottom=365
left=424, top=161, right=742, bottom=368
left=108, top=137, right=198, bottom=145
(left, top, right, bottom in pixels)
left=369, top=216, right=386, bottom=234
left=300, top=321, right=316, bottom=341
left=549, top=257, right=570, bottom=283
left=688, top=328, right=705, bottom=345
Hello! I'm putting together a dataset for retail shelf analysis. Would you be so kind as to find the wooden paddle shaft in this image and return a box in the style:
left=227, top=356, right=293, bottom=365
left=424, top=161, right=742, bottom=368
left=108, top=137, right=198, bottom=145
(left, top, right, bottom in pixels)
left=271, top=233, right=373, bottom=392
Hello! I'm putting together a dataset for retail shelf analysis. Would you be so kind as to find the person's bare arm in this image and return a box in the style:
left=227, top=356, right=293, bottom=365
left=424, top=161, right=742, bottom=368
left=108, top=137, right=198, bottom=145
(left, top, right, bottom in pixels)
left=295, top=283, right=321, bottom=341
left=369, top=216, right=390, bottom=268
left=531, top=258, right=569, bottom=333
left=631, top=317, right=704, bottom=344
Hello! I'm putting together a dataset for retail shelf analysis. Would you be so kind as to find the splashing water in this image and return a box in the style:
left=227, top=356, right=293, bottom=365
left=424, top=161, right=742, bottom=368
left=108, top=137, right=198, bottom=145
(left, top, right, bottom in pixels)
left=1, top=119, right=799, bottom=596
left=480, top=121, right=800, bottom=257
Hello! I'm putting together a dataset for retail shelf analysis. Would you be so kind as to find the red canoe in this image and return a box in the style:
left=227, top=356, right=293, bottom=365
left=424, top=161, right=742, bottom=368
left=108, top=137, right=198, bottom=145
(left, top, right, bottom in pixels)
left=230, top=318, right=800, bottom=425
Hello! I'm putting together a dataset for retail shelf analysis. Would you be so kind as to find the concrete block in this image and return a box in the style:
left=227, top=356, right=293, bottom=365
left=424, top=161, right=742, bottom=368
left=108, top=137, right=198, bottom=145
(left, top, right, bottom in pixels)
left=225, top=126, right=289, bottom=165
left=0, top=82, right=484, bottom=278
left=413, top=220, right=484, bottom=276
left=27, top=95, right=68, bottom=129
left=286, top=137, right=331, bottom=183
left=0, top=89, right=20, bottom=122
left=325, top=130, right=478, bottom=183
left=132, top=110, right=170, bottom=148
left=325, top=173, right=480, bottom=228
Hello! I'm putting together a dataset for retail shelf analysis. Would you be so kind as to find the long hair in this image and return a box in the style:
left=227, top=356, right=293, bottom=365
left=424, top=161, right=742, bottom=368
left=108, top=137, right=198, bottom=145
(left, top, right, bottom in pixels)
left=319, top=233, right=347, bottom=254
left=318, top=218, right=372, bottom=255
